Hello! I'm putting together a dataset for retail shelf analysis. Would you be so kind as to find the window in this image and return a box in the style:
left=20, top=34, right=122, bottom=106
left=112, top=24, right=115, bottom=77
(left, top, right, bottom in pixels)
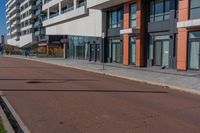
left=108, top=9, right=123, bottom=28
left=188, top=31, right=200, bottom=69
left=190, top=0, right=200, bottom=19
left=150, top=0, right=170, bottom=22
left=130, top=3, right=137, bottom=27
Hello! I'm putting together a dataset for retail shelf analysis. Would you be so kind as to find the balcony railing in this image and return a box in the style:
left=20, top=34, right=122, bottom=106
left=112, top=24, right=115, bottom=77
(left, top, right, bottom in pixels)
left=61, top=6, right=74, bottom=14
left=49, top=12, right=59, bottom=19
left=44, top=0, right=52, bottom=4
left=77, top=1, right=86, bottom=8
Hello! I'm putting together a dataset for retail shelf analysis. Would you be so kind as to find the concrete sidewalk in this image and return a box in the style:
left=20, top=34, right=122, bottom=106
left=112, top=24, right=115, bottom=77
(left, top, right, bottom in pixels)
left=4, top=55, right=200, bottom=95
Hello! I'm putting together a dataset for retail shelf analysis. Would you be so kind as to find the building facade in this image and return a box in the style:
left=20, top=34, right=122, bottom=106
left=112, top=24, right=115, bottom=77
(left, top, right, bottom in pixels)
left=177, top=0, right=200, bottom=70
left=42, top=0, right=102, bottom=61
left=6, top=0, right=200, bottom=71
left=88, top=0, right=200, bottom=71
left=6, top=0, right=34, bottom=47
left=6, top=0, right=62, bottom=56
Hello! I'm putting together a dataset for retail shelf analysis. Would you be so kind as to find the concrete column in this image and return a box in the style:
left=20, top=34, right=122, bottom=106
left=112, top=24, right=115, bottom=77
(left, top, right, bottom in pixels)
left=47, top=8, right=50, bottom=19
left=63, top=43, right=67, bottom=59
left=59, top=2, right=62, bottom=15
left=74, top=0, right=77, bottom=9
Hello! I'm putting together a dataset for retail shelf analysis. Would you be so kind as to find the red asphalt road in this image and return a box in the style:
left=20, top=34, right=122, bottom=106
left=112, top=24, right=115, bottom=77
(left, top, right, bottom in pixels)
left=0, top=57, right=200, bottom=133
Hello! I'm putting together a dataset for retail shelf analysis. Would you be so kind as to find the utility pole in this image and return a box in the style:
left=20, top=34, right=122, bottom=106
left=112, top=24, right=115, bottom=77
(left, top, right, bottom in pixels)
left=102, top=32, right=105, bottom=70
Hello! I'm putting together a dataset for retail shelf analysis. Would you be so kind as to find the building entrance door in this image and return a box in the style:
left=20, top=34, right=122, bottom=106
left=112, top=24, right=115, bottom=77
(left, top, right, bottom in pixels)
left=109, top=39, right=122, bottom=63
left=129, top=37, right=136, bottom=64
left=154, top=40, right=169, bottom=67
left=90, top=43, right=100, bottom=62
left=189, top=41, right=200, bottom=69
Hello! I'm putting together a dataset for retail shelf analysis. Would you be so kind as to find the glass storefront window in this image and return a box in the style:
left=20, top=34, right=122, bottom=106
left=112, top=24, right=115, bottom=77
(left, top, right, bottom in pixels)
left=130, top=3, right=137, bottom=27
left=188, top=31, right=200, bottom=69
left=68, top=36, right=91, bottom=60
left=190, top=0, right=200, bottom=19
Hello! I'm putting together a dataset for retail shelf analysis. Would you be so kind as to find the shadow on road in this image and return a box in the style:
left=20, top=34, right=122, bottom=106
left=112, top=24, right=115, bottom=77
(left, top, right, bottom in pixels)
left=0, top=89, right=168, bottom=94
left=0, top=79, right=98, bottom=83
left=26, top=79, right=97, bottom=84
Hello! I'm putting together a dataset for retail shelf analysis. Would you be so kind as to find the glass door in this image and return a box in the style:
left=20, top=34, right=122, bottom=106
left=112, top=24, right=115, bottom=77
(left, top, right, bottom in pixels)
left=112, top=43, right=117, bottom=62
left=154, top=40, right=169, bottom=67
left=189, top=41, right=200, bottom=69
left=109, top=39, right=122, bottom=63
left=130, top=37, right=136, bottom=64
left=162, top=40, right=169, bottom=66
left=154, top=41, right=162, bottom=66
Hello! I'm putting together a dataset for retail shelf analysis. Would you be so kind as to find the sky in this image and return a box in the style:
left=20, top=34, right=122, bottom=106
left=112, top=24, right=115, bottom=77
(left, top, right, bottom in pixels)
left=0, top=0, right=7, bottom=36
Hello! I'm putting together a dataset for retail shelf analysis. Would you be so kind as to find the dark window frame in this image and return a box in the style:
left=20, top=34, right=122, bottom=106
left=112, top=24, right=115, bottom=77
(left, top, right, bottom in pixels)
left=108, top=8, right=123, bottom=29
left=149, top=0, right=171, bottom=22
left=189, top=0, right=200, bottom=19
left=129, top=3, right=137, bottom=28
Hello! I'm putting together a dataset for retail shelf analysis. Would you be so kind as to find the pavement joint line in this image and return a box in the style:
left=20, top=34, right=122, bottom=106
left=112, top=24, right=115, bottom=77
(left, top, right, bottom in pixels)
left=4, top=55, right=200, bottom=96
left=0, top=91, right=31, bottom=133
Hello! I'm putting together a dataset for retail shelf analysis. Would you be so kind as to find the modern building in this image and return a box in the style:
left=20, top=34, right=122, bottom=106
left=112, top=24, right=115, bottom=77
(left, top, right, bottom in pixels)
left=6, top=0, right=63, bottom=56
left=42, top=0, right=102, bottom=61
left=6, top=0, right=200, bottom=71
left=6, top=0, right=33, bottom=47
left=88, top=0, right=200, bottom=71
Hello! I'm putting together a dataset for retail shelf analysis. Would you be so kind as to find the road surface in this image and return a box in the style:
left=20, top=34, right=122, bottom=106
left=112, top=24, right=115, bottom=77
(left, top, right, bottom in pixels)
left=0, top=57, right=200, bottom=133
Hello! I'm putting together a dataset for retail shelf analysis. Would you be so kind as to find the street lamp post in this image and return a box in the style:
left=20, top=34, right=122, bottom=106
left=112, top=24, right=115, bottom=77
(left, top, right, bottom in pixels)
left=102, top=32, right=105, bottom=70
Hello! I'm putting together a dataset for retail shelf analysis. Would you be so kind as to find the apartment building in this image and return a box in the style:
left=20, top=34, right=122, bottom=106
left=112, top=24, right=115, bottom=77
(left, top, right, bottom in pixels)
left=6, top=0, right=34, bottom=47
left=42, top=0, right=102, bottom=61
left=6, top=0, right=200, bottom=71
left=6, top=0, right=61, bottom=56
left=6, top=0, right=21, bottom=46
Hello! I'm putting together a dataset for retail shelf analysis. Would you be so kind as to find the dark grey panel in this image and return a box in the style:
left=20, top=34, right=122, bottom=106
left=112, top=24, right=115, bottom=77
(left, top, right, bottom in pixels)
left=107, top=28, right=121, bottom=37
left=148, top=20, right=170, bottom=32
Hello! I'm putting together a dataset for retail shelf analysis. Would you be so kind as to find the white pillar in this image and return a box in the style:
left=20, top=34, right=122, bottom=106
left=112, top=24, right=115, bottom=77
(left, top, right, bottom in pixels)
left=47, top=8, right=50, bottom=19
left=59, top=2, right=62, bottom=14
left=74, top=0, right=77, bottom=9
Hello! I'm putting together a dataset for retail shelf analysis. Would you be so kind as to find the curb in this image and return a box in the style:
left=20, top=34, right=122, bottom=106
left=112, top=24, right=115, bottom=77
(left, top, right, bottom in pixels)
left=0, top=91, right=30, bottom=133
left=4, top=55, right=200, bottom=96
left=0, top=101, right=15, bottom=133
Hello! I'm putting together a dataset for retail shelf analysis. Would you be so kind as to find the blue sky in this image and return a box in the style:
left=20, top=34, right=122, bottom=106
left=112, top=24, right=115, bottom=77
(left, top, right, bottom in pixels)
left=0, top=0, right=7, bottom=35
